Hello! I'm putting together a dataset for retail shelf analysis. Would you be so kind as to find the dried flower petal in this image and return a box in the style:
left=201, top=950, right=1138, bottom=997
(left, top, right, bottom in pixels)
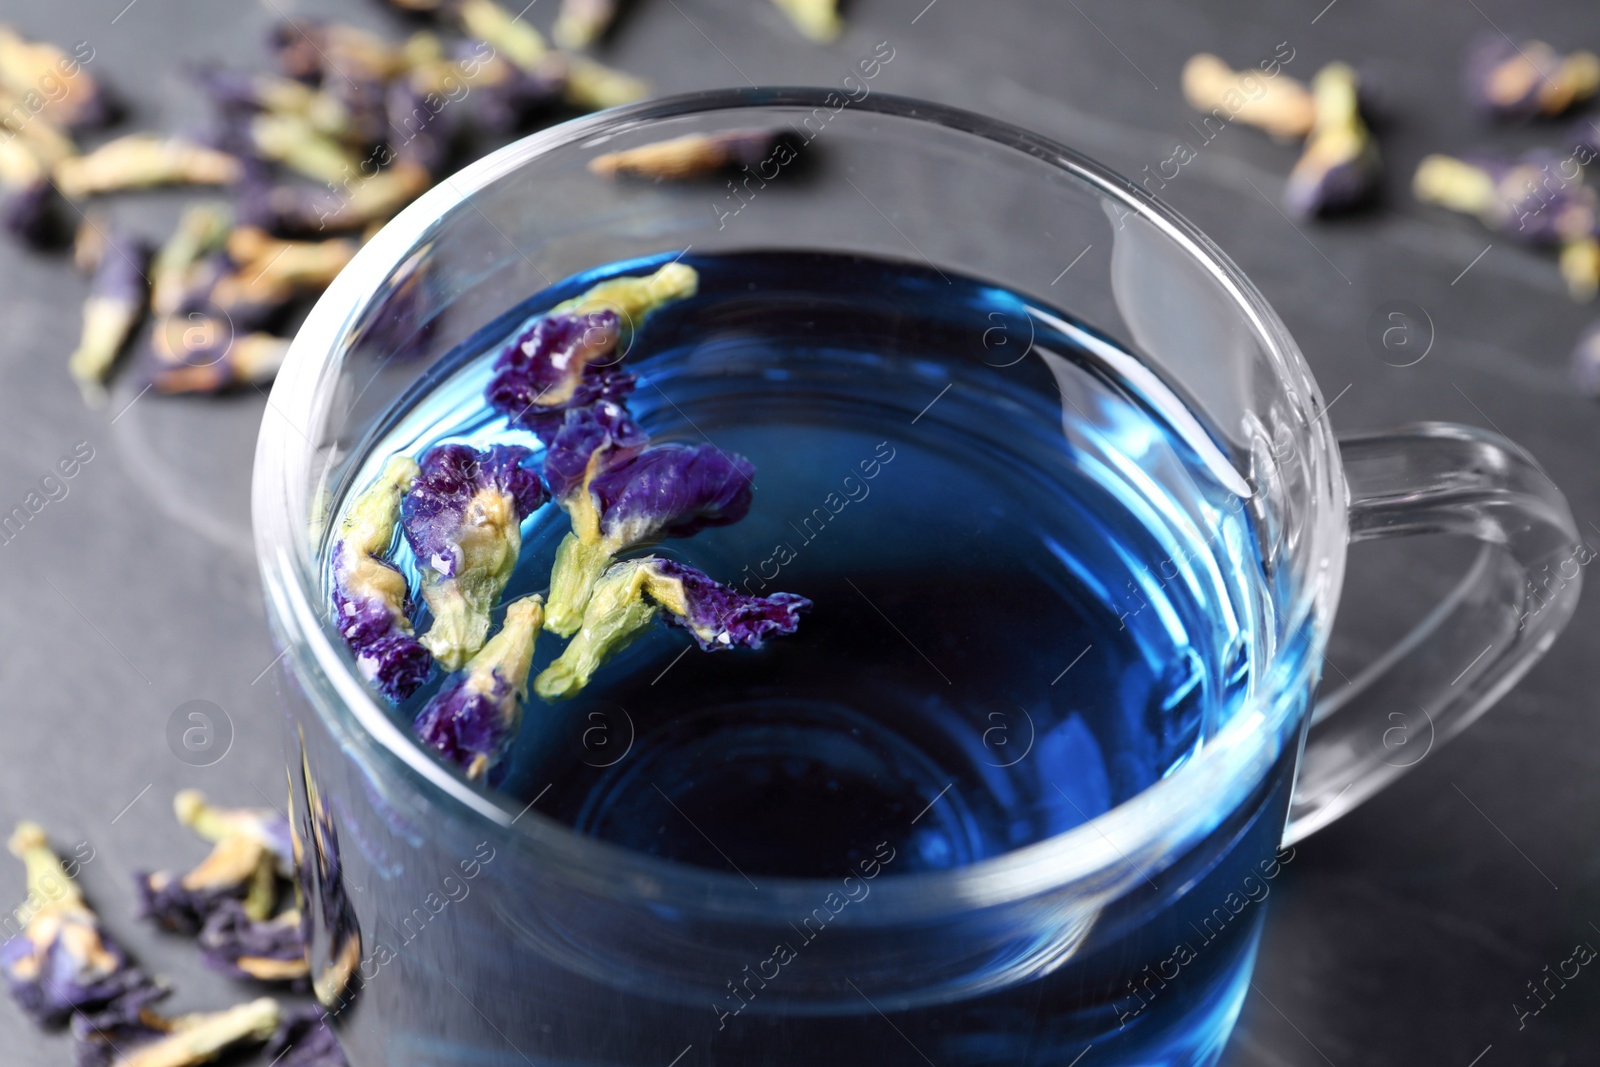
left=72, top=992, right=279, bottom=1067
left=1182, top=53, right=1315, bottom=140
left=136, top=791, right=294, bottom=934
left=401, top=443, right=548, bottom=669
left=3, top=823, right=158, bottom=1028
left=457, top=0, right=549, bottom=69
left=144, top=330, right=291, bottom=395
left=1414, top=151, right=1598, bottom=244
left=270, top=20, right=404, bottom=86
left=248, top=112, right=362, bottom=186
left=1285, top=62, right=1380, bottom=217
left=534, top=557, right=807, bottom=699
left=486, top=263, right=697, bottom=438
left=413, top=594, right=544, bottom=778
left=1464, top=34, right=1600, bottom=121
left=0, top=28, right=109, bottom=129
left=553, top=0, right=619, bottom=50
left=54, top=135, right=242, bottom=199
left=545, top=434, right=753, bottom=637
left=634, top=557, right=809, bottom=650
left=551, top=53, right=648, bottom=110
left=265, top=1004, right=349, bottom=1067
left=197, top=901, right=309, bottom=985
left=771, top=0, right=842, bottom=42
left=151, top=206, right=232, bottom=317
left=487, top=310, right=627, bottom=438
left=589, top=130, right=789, bottom=181
left=67, top=226, right=151, bottom=406
left=331, top=455, right=431, bottom=701
left=2, top=175, right=63, bottom=247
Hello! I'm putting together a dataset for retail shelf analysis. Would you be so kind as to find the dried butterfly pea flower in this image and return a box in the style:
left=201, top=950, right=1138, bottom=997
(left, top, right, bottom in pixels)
left=144, top=330, right=291, bottom=395
left=487, top=309, right=628, bottom=439
left=0, top=95, right=79, bottom=166
left=589, top=129, right=789, bottom=181
left=330, top=455, right=432, bottom=701
left=150, top=205, right=232, bottom=316
left=457, top=0, right=549, bottom=70
left=0, top=137, right=63, bottom=245
left=771, top=0, right=842, bottom=43
left=1570, top=321, right=1600, bottom=397
left=401, top=443, right=548, bottom=669
left=1413, top=151, right=1599, bottom=244
left=136, top=790, right=293, bottom=934
left=545, top=419, right=753, bottom=637
left=1464, top=34, right=1600, bottom=121
left=1285, top=62, right=1380, bottom=217
left=224, top=227, right=359, bottom=295
left=385, top=78, right=463, bottom=177
left=67, top=226, right=151, bottom=406
left=54, top=135, right=243, bottom=199
left=413, top=594, right=544, bottom=778
left=3, top=822, right=159, bottom=1028
left=248, top=112, right=363, bottom=186
left=71, top=991, right=280, bottom=1067
left=197, top=900, right=309, bottom=985
left=550, top=52, right=648, bottom=110
left=0, top=26, right=109, bottom=129
left=192, top=68, right=353, bottom=145
left=1182, top=53, right=1315, bottom=140
left=265, top=1004, right=349, bottom=1067
left=553, top=0, right=619, bottom=50
left=270, top=19, right=405, bottom=86
left=534, top=557, right=807, bottom=699
left=236, top=162, right=429, bottom=238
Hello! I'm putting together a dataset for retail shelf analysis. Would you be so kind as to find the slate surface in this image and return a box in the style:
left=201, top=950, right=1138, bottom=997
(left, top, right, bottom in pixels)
left=0, top=1, right=1595, bottom=1064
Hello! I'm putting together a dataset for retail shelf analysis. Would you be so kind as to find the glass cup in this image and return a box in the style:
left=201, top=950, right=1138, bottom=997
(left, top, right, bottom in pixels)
left=253, top=88, right=1582, bottom=1067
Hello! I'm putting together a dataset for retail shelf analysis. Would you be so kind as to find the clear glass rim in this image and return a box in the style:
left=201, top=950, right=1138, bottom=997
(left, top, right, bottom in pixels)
left=254, top=87, right=1344, bottom=918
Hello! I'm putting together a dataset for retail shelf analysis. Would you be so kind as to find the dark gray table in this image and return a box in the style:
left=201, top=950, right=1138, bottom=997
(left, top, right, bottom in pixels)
left=2, top=1, right=1595, bottom=1063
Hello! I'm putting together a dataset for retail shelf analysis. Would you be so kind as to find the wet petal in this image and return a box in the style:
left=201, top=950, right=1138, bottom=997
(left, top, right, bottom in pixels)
left=413, top=595, right=544, bottom=778
left=331, top=456, right=431, bottom=701
left=402, top=443, right=547, bottom=670
left=636, top=557, right=810, bottom=651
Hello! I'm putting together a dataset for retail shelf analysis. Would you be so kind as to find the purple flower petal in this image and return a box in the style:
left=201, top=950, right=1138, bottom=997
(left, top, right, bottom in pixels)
left=533, top=558, right=807, bottom=699
left=402, top=444, right=548, bottom=670
left=72, top=991, right=280, bottom=1067
left=413, top=596, right=545, bottom=779
left=266, top=1004, right=350, bottom=1067
left=591, top=443, right=754, bottom=549
left=331, top=456, right=431, bottom=702
left=640, top=558, right=810, bottom=650
left=542, top=400, right=649, bottom=503
left=4, top=824, right=160, bottom=1029
left=197, top=901, right=309, bottom=986
left=486, top=309, right=631, bottom=439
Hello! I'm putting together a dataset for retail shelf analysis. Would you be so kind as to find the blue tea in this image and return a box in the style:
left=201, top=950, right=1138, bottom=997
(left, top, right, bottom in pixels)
left=342, top=250, right=1303, bottom=1066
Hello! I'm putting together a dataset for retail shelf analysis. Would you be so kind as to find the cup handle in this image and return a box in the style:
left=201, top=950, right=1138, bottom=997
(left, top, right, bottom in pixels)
left=1283, top=422, right=1583, bottom=843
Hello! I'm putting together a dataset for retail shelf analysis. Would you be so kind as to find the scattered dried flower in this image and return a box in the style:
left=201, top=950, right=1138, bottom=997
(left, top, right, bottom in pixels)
left=197, top=900, right=309, bottom=985
left=1182, top=53, right=1315, bottom=140
left=150, top=205, right=232, bottom=316
left=67, top=226, right=151, bottom=406
left=54, top=135, right=242, bottom=199
left=553, top=0, right=619, bottom=50
left=1286, top=62, right=1380, bottom=217
left=0, top=27, right=108, bottom=129
left=144, top=330, right=291, bottom=395
left=3, top=822, right=159, bottom=1028
left=1464, top=34, right=1600, bottom=122
left=71, top=991, right=279, bottom=1067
